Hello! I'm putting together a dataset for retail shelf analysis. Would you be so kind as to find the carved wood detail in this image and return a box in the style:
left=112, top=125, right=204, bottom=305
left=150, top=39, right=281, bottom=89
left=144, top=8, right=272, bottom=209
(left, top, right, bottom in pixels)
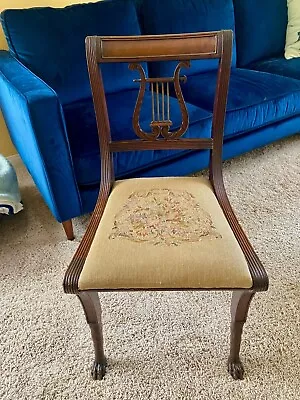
left=130, top=61, right=190, bottom=140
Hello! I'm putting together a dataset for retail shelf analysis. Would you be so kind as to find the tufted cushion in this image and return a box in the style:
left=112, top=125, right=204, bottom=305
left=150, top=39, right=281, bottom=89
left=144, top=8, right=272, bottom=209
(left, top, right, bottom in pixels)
left=1, top=0, right=142, bottom=104
left=78, top=177, right=252, bottom=290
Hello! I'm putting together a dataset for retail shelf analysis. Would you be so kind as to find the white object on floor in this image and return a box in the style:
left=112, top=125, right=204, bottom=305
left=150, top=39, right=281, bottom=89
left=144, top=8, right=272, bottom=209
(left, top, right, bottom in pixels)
left=0, top=153, right=23, bottom=215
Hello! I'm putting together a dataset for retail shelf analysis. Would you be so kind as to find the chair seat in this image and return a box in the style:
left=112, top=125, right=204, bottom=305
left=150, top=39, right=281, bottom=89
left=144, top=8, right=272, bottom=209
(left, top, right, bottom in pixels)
left=78, top=177, right=253, bottom=291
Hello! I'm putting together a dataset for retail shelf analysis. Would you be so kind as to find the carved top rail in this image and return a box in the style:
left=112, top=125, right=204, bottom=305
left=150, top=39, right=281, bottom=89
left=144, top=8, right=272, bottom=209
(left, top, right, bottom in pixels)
left=94, top=32, right=220, bottom=63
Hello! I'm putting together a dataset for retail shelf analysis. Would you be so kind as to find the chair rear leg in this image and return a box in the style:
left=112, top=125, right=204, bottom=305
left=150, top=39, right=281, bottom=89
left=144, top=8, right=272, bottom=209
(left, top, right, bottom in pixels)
left=77, top=291, right=106, bottom=380
left=228, top=290, right=255, bottom=380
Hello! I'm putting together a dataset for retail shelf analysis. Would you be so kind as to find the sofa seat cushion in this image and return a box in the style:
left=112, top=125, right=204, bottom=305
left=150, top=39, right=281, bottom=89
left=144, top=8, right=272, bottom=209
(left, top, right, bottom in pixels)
left=1, top=0, right=142, bottom=105
left=249, top=57, right=300, bottom=80
left=63, top=90, right=212, bottom=186
left=179, top=68, right=300, bottom=138
left=139, top=0, right=237, bottom=77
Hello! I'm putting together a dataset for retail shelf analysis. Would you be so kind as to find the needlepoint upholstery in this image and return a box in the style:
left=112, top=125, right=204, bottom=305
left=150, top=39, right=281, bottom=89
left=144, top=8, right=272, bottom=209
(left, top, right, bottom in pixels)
left=78, top=177, right=253, bottom=291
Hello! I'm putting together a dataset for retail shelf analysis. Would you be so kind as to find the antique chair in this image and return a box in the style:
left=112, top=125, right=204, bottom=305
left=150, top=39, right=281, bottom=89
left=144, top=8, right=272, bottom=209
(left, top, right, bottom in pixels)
left=63, top=30, right=268, bottom=381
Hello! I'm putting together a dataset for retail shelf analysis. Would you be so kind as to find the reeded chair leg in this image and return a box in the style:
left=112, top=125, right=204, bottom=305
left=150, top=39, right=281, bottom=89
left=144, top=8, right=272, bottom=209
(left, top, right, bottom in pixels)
left=62, top=219, right=75, bottom=240
left=77, top=291, right=106, bottom=380
left=228, top=290, right=255, bottom=380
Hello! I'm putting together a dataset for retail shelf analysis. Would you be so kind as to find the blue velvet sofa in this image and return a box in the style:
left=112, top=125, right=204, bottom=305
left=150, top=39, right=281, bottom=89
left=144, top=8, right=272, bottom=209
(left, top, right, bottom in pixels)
left=0, top=0, right=299, bottom=238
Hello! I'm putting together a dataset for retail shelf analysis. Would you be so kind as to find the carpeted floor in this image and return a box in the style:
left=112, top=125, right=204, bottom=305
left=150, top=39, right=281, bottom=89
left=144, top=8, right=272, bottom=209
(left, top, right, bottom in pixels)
left=0, top=136, right=300, bottom=400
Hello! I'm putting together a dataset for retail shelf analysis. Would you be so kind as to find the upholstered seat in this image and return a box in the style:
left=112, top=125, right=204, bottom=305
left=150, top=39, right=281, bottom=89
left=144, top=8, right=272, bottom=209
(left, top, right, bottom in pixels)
left=79, top=177, right=252, bottom=291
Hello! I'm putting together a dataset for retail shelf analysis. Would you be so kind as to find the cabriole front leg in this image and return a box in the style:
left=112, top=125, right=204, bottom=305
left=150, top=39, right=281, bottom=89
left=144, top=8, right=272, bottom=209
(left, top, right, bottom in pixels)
left=77, top=291, right=106, bottom=380
left=228, top=290, right=255, bottom=380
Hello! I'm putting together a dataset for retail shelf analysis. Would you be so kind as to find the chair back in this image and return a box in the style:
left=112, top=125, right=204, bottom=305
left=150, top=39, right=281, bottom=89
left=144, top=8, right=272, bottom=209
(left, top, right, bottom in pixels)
left=85, top=31, right=232, bottom=184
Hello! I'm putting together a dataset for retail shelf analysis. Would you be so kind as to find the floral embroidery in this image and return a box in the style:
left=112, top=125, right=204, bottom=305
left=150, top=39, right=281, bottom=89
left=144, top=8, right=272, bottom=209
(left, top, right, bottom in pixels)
left=109, top=188, right=221, bottom=246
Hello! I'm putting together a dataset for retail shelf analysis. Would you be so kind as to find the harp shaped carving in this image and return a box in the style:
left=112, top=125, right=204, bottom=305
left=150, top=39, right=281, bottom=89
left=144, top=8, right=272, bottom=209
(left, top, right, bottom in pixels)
left=129, top=61, right=190, bottom=140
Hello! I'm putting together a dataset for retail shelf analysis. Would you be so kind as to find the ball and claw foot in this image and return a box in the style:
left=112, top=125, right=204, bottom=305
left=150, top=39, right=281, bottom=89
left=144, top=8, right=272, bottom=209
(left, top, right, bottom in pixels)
left=91, top=360, right=107, bottom=380
left=227, top=359, right=245, bottom=380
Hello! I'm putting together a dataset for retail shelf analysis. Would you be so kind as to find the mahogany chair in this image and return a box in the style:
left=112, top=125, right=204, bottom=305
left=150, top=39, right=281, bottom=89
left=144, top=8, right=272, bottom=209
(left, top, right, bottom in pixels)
left=63, top=31, right=268, bottom=381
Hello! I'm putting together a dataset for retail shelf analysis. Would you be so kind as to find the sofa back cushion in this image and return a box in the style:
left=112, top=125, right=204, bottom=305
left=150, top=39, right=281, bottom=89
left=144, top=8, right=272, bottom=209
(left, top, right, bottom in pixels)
left=233, top=0, right=288, bottom=67
left=1, top=0, right=142, bottom=104
left=139, top=0, right=237, bottom=77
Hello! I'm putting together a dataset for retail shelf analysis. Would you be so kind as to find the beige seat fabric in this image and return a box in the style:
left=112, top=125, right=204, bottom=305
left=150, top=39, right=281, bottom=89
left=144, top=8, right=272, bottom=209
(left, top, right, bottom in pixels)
left=79, top=177, right=252, bottom=290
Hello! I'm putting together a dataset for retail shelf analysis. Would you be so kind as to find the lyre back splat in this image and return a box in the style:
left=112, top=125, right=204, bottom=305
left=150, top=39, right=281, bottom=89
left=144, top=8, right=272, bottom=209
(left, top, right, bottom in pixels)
left=131, top=61, right=190, bottom=140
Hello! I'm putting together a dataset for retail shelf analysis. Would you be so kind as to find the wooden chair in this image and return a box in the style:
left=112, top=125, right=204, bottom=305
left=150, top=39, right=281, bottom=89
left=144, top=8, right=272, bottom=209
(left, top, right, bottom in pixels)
left=63, top=31, right=268, bottom=381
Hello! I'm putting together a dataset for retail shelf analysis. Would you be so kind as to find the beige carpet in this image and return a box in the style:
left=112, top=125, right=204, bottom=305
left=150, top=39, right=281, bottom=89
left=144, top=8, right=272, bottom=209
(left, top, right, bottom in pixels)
left=0, top=136, right=300, bottom=400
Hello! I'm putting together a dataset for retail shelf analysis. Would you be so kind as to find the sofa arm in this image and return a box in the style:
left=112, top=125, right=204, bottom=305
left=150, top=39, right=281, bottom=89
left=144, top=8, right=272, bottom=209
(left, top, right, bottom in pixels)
left=0, top=50, right=82, bottom=222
